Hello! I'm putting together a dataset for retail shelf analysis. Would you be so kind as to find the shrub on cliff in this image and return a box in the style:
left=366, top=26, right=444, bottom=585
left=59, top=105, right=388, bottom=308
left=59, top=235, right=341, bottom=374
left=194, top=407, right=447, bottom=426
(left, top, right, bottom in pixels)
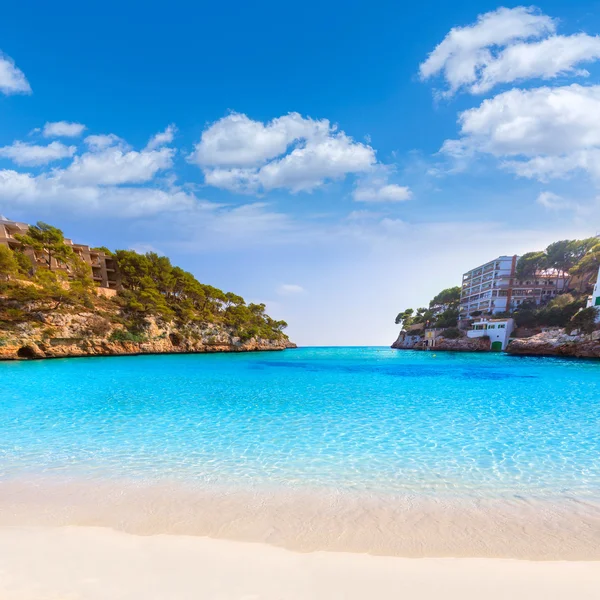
left=113, top=250, right=287, bottom=340
left=14, top=222, right=74, bottom=272
left=514, top=295, right=588, bottom=329
left=442, top=327, right=461, bottom=339
left=109, top=329, right=147, bottom=343
left=517, top=238, right=598, bottom=283
left=0, top=246, right=19, bottom=281
left=1, top=222, right=289, bottom=343
left=568, top=307, right=599, bottom=334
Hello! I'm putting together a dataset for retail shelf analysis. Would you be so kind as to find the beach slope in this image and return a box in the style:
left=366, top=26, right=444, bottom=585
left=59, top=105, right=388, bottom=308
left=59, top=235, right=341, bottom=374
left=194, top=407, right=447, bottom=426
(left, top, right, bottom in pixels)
left=0, top=526, right=598, bottom=600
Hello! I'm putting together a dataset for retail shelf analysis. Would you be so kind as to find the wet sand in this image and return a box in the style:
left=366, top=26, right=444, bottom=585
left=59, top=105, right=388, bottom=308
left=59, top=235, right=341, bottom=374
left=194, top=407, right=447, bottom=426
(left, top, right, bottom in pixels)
left=1, top=526, right=599, bottom=600
left=1, top=477, right=599, bottom=560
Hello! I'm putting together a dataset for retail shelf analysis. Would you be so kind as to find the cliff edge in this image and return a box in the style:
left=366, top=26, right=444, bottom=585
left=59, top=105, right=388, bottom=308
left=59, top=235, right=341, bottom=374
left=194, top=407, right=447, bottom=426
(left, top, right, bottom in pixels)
left=506, top=329, right=600, bottom=358
left=0, top=310, right=295, bottom=361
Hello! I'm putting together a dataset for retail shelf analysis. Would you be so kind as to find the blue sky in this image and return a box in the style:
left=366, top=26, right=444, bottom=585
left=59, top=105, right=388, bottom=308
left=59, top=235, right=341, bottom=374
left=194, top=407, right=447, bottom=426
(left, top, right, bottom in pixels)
left=2, top=2, right=600, bottom=345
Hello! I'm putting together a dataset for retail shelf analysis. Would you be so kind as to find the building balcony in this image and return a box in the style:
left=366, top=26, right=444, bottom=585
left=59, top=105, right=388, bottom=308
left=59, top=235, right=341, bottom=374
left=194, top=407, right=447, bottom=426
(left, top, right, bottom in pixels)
left=511, top=291, right=543, bottom=298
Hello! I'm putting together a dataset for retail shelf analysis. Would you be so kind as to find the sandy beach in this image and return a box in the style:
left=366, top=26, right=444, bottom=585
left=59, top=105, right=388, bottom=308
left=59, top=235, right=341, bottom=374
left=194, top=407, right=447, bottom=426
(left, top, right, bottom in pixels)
left=2, top=351, right=600, bottom=597
left=0, top=525, right=599, bottom=600
left=2, top=477, right=600, bottom=560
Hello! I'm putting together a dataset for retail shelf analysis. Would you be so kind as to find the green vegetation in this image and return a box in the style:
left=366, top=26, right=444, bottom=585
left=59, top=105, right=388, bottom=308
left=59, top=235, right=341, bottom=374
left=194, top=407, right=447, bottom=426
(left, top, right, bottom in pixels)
left=512, top=295, right=587, bottom=329
left=513, top=237, right=599, bottom=331
left=0, top=221, right=288, bottom=342
left=395, top=286, right=460, bottom=330
left=441, top=327, right=461, bottom=339
left=394, top=236, right=600, bottom=338
left=112, top=249, right=287, bottom=340
left=14, top=222, right=75, bottom=271
left=1, top=222, right=95, bottom=320
left=569, top=307, right=599, bottom=334
left=516, top=238, right=599, bottom=282
left=0, top=246, right=19, bottom=281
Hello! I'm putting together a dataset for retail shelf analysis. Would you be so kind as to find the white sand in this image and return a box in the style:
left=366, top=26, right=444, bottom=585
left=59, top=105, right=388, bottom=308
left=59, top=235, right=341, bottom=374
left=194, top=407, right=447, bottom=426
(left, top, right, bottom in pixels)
left=0, top=526, right=598, bottom=600
left=3, top=478, right=600, bottom=560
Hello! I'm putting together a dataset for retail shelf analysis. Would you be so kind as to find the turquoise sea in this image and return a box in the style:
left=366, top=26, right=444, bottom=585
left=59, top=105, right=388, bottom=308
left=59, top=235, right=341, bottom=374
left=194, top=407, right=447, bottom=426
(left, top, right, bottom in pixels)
left=1, top=347, right=599, bottom=499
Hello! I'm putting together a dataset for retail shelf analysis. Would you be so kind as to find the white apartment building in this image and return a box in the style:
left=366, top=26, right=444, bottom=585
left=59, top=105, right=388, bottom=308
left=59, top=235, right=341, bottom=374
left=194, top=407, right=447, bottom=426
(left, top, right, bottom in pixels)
left=460, top=256, right=517, bottom=319
left=467, top=318, right=515, bottom=351
left=459, top=255, right=568, bottom=320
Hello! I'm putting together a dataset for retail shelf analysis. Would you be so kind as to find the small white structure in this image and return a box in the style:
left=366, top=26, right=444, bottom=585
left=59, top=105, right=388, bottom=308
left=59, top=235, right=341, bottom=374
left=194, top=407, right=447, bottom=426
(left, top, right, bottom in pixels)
left=467, top=318, right=515, bottom=351
left=586, top=265, right=600, bottom=322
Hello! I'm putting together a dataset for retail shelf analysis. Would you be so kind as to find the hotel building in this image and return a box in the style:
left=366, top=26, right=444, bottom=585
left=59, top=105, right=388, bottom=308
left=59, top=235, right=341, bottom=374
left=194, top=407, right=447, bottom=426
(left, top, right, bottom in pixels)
left=459, top=255, right=567, bottom=320
left=0, top=216, right=120, bottom=293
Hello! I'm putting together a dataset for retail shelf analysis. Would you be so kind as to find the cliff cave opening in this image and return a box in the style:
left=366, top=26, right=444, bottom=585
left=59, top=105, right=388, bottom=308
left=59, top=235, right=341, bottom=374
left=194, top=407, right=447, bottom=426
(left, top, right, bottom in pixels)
left=17, top=346, right=37, bottom=359
left=169, top=333, right=183, bottom=347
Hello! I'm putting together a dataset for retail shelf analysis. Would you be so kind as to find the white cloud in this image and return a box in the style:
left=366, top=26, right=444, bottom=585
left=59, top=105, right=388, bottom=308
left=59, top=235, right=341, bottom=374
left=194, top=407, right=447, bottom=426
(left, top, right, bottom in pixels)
left=190, top=112, right=331, bottom=167
left=0, top=128, right=184, bottom=216
left=84, top=134, right=124, bottom=151
left=42, top=121, right=86, bottom=138
left=536, top=191, right=572, bottom=210
left=419, top=7, right=600, bottom=96
left=0, top=169, right=195, bottom=217
left=277, top=283, right=305, bottom=296
left=346, top=210, right=382, bottom=221
left=191, top=112, right=378, bottom=193
left=353, top=183, right=411, bottom=202
left=60, top=146, right=174, bottom=186
left=146, top=124, right=177, bottom=151
left=203, top=202, right=292, bottom=236
left=352, top=165, right=412, bottom=202
left=0, top=52, right=31, bottom=95
left=441, top=84, right=600, bottom=181
left=505, top=150, right=600, bottom=181
left=0, top=141, right=76, bottom=166
left=472, top=34, right=600, bottom=94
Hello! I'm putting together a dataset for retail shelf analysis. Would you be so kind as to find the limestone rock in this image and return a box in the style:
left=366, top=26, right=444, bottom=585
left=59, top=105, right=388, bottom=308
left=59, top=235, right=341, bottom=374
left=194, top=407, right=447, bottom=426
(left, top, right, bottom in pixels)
left=507, top=329, right=600, bottom=358
left=0, top=312, right=296, bottom=361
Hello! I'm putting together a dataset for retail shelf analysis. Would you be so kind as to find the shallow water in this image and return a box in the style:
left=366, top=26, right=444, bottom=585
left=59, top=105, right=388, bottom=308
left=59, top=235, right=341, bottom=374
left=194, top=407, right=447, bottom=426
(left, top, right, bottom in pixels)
left=1, top=347, right=599, bottom=497
left=1, top=347, right=600, bottom=557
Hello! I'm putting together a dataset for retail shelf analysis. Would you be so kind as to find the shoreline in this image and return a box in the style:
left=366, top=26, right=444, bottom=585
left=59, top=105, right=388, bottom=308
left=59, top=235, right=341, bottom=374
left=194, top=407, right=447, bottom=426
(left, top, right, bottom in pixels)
left=1, top=526, right=599, bottom=600
left=391, top=328, right=600, bottom=359
left=390, top=345, right=600, bottom=360
left=0, top=344, right=297, bottom=362
left=2, top=477, right=599, bottom=561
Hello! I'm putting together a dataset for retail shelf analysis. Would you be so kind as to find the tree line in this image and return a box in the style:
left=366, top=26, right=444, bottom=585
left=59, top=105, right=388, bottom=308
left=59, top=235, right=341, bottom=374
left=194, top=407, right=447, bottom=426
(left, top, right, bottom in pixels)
left=393, top=236, right=600, bottom=334
left=0, top=221, right=287, bottom=341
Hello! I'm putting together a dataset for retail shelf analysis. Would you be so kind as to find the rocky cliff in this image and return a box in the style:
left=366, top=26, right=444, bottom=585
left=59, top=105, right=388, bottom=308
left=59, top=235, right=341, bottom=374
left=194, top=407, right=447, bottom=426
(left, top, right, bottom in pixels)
left=0, top=312, right=295, bottom=360
left=391, top=332, right=490, bottom=352
left=428, top=337, right=491, bottom=352
left=0, top=301, right=295, bottom=361
left=507, top=329, right=600, bottom=358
